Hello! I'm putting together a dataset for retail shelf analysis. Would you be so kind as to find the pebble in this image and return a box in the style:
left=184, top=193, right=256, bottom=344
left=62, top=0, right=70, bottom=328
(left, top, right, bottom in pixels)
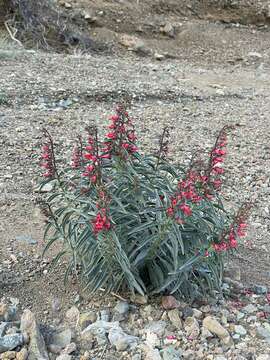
left=167, top=309, right=182, bottom=329
left=16, top=348, right=28, bottom=360
left=234, top=325, right=247, bottom=336
left=203, top=316, right=232, bottom=345
left=51, top=328, right=72, bottom=349
left=79, top=311, right=97, bottom=330
left=242, top=304, right=257, bottom=314
left=114, top=301, right=129, bottom=315
left=162, top=296, right=180, bottom=310
left=144, top=321, right=166, bottom=337
left=184, top=317, right=200, bottom=339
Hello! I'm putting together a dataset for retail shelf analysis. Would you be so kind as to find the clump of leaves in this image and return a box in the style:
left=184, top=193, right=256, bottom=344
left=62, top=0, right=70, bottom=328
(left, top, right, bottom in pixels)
left=38, top=105, right=250, bottom=300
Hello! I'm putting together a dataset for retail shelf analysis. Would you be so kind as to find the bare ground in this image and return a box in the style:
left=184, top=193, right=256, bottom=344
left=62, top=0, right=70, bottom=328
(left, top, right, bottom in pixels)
left=0, top=0, right=270, bottom=325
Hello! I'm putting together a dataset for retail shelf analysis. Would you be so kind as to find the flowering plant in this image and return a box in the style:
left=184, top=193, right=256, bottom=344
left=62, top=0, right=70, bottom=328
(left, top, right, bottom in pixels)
left=38, top=105, right=250, bottom=299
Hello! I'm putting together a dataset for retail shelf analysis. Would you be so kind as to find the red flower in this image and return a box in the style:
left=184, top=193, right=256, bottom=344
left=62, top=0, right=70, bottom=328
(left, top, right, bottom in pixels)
left=180, top=203, right=192, bottom=216
left=106, top=132, right=117, bottom=140
left=213, top=149, right=226, bottom=156
left=85, top=164, right=95, bottom=172
left=110, top=114, right=119, bottom=122
left=122, top=143, right=130, bottom=149
left=212, top=167, right=224, bottom=174
left=212, top=157, right=224, bottom=164
left=127, top=132, right=136, bottom=141
left=167, top=207, right=174, bottom=217
left=100, top=153, right=111, bottom=159
left=90, top=175, right=97, bottom=183
left=213, top=179, right=222, bottom=189
left=84, top=153, right=97, bottom=162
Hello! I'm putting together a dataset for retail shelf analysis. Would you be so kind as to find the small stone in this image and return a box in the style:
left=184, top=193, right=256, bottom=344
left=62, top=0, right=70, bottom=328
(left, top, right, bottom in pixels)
left=247, top=52, right=263, bottom=60
left=256, top=326, right=270, bottom=341
left=192, top=309, right=203, bottom=319
left=48, top=344, right=62, bottom=354
left=65, top=306, right=80, bottom=327
left=132, top=354, right=142, bottom=360
left=168, top=309, right=182, bottom=329
left=182, top=307, right=194, bottom=320
left=242, top=304, right=257, bottom=314
left=16, top=348, right=28, bottom=360
left=144, top=321, right=166, bottom=337
left=201, top=327, right=213, bottom=339
left=184, top=317, right=200, bottom=339
left=234, top=325, right=247, bottom=336
left=256, top=355, right=270, bottom=360
left=35, top=182, right=54, bottom=193
left=56, top=355, right=72, bottom=360
left=232, top=333, right=240, bottom=341
left=253, top=285, right=267, bottom=294
left=143, top=345, right=162, bottom=360
left=64, top=2, right=72, bottom=9
left=161, top=346, right=182, bottom=360
left=62, top=342, right=76, bottom=355
left=236, top=312, right=245, bottom=321
left=0, top=323, right=8, bottom=337
left=51, top=328, right=72, bottom=349
left=154, top=53, right=165, bottom=61
left=0, top=304, right=8, bottom=320
left=1, top=351, right=16, bottom=359
left=114, top=301, right=129, bottom=315
left=161, top=23, right=175, bottom=38
left=162, top=296, right=180, bottom=310
left=130, top=294, right=148, bottom=305
left=119, top=35, right=149, bottom=54
left=20, top=309, right=49, bottom=360
left=146, top=332, right=160, bottom=348
left=203, top=316, right=232, bottom=345
left=51, top=298, right=61, bottom=313
left=79, top=312, right=97, bottom=330
left=108, top=327, right=138, bottom=351
left=100, top=309, right=110, bottom=322
left=0, top=334, right=25, bottom=354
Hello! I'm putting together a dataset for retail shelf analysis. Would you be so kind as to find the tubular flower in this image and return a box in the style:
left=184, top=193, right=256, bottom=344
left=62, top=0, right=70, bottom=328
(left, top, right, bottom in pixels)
left=71, top=144, right=82, bottom=169
left=40, top=133, right=56, bottom=179
left=103, top=105, right=138, bottom=158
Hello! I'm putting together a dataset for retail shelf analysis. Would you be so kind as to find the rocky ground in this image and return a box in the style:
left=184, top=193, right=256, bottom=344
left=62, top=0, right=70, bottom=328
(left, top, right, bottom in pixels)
left=1, top=0, right=270, bottom=359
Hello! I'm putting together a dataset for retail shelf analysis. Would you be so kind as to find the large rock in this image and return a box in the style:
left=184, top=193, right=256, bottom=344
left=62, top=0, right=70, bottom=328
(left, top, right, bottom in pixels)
left=20, top=309, right=49, bottom=360
left=202, top=316, right=232, bottom=345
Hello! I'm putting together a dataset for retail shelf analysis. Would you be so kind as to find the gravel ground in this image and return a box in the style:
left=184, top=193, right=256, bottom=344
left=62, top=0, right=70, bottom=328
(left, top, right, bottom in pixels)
left=0, top=42, right=270, bottom=358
